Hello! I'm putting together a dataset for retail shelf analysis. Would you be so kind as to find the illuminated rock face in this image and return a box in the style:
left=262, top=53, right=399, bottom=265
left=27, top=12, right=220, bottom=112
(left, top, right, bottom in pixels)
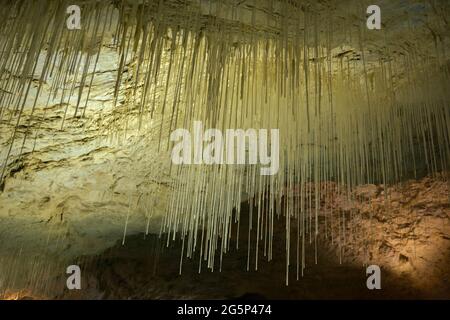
left=0, top=0, right=449, bottom=298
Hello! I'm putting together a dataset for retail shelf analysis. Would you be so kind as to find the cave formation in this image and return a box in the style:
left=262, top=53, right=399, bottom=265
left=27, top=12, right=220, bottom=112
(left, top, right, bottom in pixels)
left=0, top=0, right=449, bottom=300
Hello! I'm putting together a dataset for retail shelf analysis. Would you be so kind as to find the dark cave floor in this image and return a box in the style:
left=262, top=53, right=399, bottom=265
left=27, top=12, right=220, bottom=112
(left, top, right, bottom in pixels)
left=59, top=225, right=433, bottom=300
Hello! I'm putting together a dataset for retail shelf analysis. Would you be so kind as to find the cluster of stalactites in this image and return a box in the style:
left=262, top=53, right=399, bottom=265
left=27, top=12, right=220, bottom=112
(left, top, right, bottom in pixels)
left=0, top=0, right=449, bottom=283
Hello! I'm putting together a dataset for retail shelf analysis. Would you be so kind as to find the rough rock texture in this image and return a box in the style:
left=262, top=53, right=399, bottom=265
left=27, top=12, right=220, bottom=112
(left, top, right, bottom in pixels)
left=0, top=46, right=175, bottom=294
left=339, top=176, right=450, bottom=298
